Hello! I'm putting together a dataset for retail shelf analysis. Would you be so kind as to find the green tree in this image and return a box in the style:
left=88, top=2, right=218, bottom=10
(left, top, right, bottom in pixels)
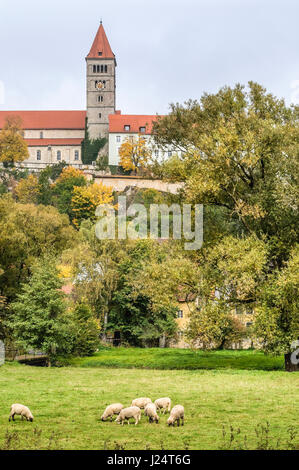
left=71, top=302, right=100, bottom=356
left=254, top=245, right=299, bottom=371
left=10, top=259, right=74, bottom=366
left=51, top=166, right=87, bottom=218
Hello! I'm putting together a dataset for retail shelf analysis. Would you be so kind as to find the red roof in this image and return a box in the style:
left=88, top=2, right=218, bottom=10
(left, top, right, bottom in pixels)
left=87, top=23, right=115, bottom=59
left=109, top=114, right=159, bottom=134
left=25, top=138, right=83, bottom=147
left=0, top=111, right=86, bottom=130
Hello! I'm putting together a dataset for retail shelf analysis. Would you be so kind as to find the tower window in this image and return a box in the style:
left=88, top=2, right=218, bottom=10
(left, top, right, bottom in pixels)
left=93, top=65, right=97, bottom=73
left=98, top=52, right=102, bottom=56
left=105, top=65, right=108, bottom=73
left=124, top=125, right=130, bottom=131
left=37, top=150, right=41, bottom=161
left=57, top=151, right=61, bottom=161
left=98, top=95, right=103, bottom=102
left=74, top=150, right=79, bottom=161
left=99, top=113, right=102, bottom=119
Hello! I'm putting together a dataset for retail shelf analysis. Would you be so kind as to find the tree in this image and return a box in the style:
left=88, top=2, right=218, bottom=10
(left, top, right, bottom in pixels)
left=71, top=182, right=114, bottom=227
left=153, top=82, right=299, bottom=266
left=186, top=301, right=246, bottom=349
left=254, top=245, right=299, bottom=371
left=81, top=118, right=107, bottom=165
left=14, top=174, right=40, bottom=204
left=51, top=166, right=87, bottom=218
left=119, top=135, right=151, bottom=173
left=70, top=302, right=100, bottom=356
left=10, top=259, right=74, bottom=366
left=0, top=194, right=77, bottom=299
left=0, top=116, right=29, bottom=166
left=37, top=162, right=68, bottom=206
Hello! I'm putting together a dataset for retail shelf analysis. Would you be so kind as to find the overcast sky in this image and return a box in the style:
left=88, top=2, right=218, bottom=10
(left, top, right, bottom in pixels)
left=0, top=0, right=299, bottom=114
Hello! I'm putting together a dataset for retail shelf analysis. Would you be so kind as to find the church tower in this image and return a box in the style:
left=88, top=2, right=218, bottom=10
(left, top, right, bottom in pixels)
left=86, top=22, right=116, bottom=140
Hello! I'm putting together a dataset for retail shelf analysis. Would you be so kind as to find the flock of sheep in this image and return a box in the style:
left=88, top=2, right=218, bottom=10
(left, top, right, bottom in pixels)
left=8, top=397, right=185, bottom=427
left=101, top=397, right=185, bottom=427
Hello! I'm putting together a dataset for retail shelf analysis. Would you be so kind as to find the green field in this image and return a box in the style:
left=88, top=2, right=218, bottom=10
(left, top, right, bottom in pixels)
left=0, top=350, right=298, bottom=450
left=64, top=347, right=285, bottom=370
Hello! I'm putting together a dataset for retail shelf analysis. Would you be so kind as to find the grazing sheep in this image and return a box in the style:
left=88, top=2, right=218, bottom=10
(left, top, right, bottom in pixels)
left=131, top=397, right=152, bottom=409
left=154, top=397, right=171, bottom=414
left=144, top=403, right=159, bottom=424
left=9, top=404, right=34, bottom=422
left=167, top=405, right=184, bottom=427
left=101, top=403, right=124, bottom=422
left=115, top=406, right=141, bottom=426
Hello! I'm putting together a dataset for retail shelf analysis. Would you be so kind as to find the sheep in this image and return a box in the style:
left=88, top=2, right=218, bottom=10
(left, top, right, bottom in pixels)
left=167, top=405, right=184, bottom=427
left=154, top=397, right=171, bottom=414
left=101, top=403, right=124, bottom=422
left=9, top=404, right=34, bottom=422
left=115, top=406, right=141, bottom=426
left=144, top=403, right=159, bottom=424
left=131, top=397, right=152, bottom=409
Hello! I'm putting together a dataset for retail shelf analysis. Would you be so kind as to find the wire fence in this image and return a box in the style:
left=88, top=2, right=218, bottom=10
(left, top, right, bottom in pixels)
left=4, top=348, right=47, bottom=362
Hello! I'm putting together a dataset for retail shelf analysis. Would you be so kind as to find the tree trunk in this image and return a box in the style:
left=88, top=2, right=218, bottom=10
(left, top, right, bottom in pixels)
left=284, top=353, right=299, bottom=372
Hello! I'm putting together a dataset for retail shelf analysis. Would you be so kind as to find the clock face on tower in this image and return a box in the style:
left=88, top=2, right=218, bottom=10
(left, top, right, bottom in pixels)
left=96, top=81, right=104, bottom=90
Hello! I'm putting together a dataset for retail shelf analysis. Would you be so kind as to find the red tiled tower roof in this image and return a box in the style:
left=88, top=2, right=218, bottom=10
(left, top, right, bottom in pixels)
left=86, top=22, right=115, bottom=59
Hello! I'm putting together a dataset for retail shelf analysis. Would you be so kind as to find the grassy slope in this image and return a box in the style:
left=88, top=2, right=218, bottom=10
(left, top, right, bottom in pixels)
left=66, top=348, right=284, bottom=371
left=1, top=361, right=298, bottom=450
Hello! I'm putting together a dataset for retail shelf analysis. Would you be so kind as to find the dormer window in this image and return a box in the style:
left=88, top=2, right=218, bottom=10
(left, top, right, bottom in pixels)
left=124, top=125, right=130, bottom=131
left=139, top=127, right=146, bottom=133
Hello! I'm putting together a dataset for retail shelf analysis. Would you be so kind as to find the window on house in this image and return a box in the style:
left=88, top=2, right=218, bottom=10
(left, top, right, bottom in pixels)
left=98, top=95, right=103, bottom=102
left=155, top=150, right=159, bottom=157
left=116, top=136, right=121, bottom=143
left=57, top=151, right=61, bottom=161
left=37, top=150, right=41, bottom=161
left=40, top=132, right=43, bottom=139
left=124, top=125, right=130, bottom=131
left=177, top=310, right=184, bottom=319
left=168, top=151, right=172, bottom=157
left=139, top=126, right=146, bottom=133
left=74, top=150, right=79, bottom=161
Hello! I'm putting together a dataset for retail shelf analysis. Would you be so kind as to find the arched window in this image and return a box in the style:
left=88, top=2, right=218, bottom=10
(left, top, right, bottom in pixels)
left=57, top=151, right=61, bottom=161
left=37, top=150, right=41, bottom=161
left=99, top=113, right=102, bottom=119
left=104, top=65, right=108, bottom=73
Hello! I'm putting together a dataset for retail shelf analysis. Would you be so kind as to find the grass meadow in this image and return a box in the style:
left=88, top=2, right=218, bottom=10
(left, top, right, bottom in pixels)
left=0, top=349, right=298, bottom=450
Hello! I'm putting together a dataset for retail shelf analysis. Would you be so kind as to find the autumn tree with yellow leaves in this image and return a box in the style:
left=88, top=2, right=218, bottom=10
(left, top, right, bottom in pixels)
left=71, top=182, right=114, bottom=227
left=14, top=174, right=40, bottom=204
left=119, top=135, right=151, bottom=174
left=0, top=116, right=29, bottom=166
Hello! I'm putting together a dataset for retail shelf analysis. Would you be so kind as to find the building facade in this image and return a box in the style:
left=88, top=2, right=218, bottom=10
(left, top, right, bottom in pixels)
left=0, top=23, right=166, bottom=170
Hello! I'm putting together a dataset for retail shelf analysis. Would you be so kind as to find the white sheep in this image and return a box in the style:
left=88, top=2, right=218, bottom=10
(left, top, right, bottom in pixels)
left=144, top=403, right=159, bottom=424
left=101, top=403, right=124, bottom=422
left=131, top=397, right=152, bottom=409
left=167, top=405, right=184, bottom=427
left=115, top=406, right=141, bottom=425
left=9, top=404, right=34, bottom=422
left=154, top=397, right=171, bottom=414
